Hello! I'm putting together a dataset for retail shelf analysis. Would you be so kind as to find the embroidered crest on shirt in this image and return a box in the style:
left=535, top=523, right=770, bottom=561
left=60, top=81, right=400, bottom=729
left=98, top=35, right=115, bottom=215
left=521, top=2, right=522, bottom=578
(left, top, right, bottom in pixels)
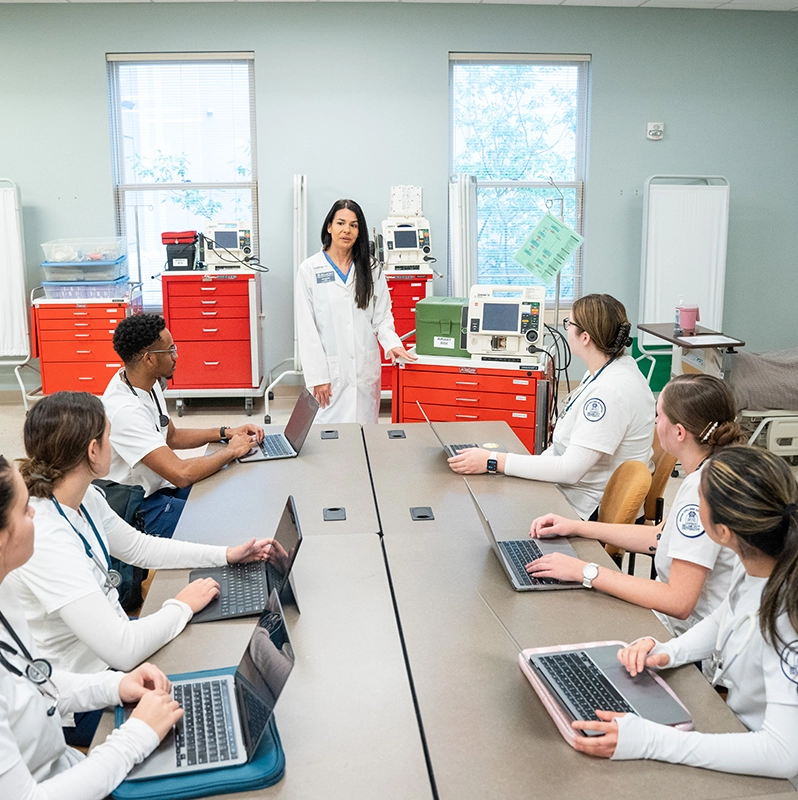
left=583, top=398, right=606, bottom=422
left=780, top=640, right=798, bottom=686
left=675, top=504, right=704, bottom=538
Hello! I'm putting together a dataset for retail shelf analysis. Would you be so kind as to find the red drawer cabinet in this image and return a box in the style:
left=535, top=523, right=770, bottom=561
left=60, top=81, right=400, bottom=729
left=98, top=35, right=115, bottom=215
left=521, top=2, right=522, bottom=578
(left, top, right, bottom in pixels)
left=161, top=272, right=263, bottom=413
left=392, top=357, right=551, bottom=454
left=32, top=292, right=142, bottom=396
left=380, top=274, right=433, bottom=391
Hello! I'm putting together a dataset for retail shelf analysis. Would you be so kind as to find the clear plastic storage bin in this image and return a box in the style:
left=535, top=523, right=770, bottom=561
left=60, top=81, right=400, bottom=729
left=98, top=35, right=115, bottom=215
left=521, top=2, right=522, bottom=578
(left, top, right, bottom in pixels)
left=41, top=255, right=128, bottom=282
left=41, top=237, right=126, bottom=263
left=41, top=276, right=131, bottom=300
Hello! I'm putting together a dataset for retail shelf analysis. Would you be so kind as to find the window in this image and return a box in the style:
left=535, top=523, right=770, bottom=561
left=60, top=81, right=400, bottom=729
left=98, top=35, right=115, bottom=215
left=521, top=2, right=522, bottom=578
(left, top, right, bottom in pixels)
left=450, top=54, right=589, bottom=302
left=108, top=53, right=258, bottom=307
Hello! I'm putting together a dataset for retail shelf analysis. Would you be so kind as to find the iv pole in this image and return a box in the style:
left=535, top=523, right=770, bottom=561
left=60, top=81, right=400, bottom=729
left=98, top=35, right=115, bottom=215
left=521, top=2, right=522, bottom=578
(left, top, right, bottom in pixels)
left=545, top=177, right=565, bottom=330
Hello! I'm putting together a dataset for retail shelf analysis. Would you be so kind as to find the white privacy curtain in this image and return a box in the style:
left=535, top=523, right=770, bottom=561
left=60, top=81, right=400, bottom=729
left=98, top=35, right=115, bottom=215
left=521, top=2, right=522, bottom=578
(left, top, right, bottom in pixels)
left=0, top=183, right=29, bottom=357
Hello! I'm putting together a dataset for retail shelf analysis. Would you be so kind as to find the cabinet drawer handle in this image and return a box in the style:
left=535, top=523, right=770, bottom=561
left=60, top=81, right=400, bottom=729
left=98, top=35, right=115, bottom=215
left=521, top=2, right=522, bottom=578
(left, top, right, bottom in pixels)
left=201, top=312, right=218, bottom=316
left=202, top=328, right=219, bottom=333
left=78, top=377, right=94, bottom=381
left=75, top=334, right=90, bottom=338
left=76, top=350, right=91, bottom=354
left=72, top=312, right=88, bottom=316
left=455, top=414, right=479, bottom=419
left=455, top=381, right=478, bottom=386
left=200, top=287, right=217, bottom=291
left=201, top=300, right=217, bottom=305
left=74, top=323, right=89, bottom=327
left=455, top=397, right=478, bottom=403
left=204, top=361, right=220, bottom=366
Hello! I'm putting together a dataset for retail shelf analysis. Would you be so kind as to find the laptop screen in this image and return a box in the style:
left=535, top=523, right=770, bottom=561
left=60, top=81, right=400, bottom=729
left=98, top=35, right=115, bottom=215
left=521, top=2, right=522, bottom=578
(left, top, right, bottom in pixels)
left=284, top=388, right=320, bottom=451
left=268, top=496, right=302, bottom=594
left=235, top=589, right=295, bottom=757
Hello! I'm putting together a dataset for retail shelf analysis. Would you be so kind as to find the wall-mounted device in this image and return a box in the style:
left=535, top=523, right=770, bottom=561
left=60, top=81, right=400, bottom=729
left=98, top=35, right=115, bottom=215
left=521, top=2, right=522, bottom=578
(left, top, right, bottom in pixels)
left=466, top=285, right=546, bottom=364
left=202, top=222, right=252, bottom=270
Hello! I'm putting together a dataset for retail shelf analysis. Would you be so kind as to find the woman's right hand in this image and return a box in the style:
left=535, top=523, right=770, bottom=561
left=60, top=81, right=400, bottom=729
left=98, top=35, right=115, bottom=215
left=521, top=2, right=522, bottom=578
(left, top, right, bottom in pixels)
left=312, top=383, right=332, bottom=408
left=174, top=577, right=220, bottom=612
left=617, top=638, right=669, bottom=676
left=529, top=513, right=574, bottom=539
left=130, top=689, right=183, bottom=740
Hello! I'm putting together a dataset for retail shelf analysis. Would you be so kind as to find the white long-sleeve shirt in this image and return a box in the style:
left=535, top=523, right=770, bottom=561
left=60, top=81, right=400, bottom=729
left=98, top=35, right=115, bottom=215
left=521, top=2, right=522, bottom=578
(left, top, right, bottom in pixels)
left=0, top=583, right=160, bottom=800
left=612, top=563, right=798, bottom=778
left=6, top=485, right=227, bottom=674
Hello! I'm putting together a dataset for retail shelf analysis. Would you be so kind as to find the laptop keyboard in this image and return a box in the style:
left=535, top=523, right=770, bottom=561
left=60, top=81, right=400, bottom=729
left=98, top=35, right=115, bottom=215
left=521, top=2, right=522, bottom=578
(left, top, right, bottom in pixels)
left=536, top=651, right=635, bottom=721
left=173, top=679, right=238, bottom=767
left=499, top=539, right=562, bottom=586
left=259, top=434, right=293, bottom=458
left=445, top=443, right=479, bottom=457
left=219, top=563, right=266, bottom=617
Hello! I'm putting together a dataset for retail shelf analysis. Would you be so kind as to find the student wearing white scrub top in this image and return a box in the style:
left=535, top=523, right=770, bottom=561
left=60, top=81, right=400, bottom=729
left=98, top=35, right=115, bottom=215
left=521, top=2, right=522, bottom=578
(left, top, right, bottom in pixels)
left=295, top=199, right=417, bottom=425
left=570, top=447, right=798, bottom=780
left=0, top=455, right=185, bottom=800
left=449, top=294, right=655, bottom=520
left=528, top=374, right=743, bottom=635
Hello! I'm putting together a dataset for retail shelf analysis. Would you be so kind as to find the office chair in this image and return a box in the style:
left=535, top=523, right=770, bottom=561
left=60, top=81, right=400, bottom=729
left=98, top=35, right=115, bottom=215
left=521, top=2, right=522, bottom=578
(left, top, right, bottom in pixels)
left=599, top=460, right=652, bottom=569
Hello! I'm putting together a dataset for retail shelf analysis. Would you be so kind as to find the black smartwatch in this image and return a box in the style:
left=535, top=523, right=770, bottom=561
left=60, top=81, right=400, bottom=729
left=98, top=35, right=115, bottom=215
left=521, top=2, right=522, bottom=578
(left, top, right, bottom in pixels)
left=487, top=457, right=498, bottom=475
left=220, top=425, right=230, bottom=443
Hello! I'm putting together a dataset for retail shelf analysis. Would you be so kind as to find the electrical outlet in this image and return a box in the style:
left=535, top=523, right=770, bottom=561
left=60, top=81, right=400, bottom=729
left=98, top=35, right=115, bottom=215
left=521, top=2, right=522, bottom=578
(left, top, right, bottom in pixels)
left=647, top=122, right=664, bottom=140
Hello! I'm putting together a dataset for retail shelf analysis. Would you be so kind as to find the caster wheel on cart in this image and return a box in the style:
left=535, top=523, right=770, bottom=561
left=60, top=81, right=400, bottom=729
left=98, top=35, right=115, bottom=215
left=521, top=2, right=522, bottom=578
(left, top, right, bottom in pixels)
left=245, top=398, right=253, bottom=416
left=268, top=391, right=274, bottom=401
left=264, top=415, right=271, bottom=424
left=176, top=400, right=184, bottom=418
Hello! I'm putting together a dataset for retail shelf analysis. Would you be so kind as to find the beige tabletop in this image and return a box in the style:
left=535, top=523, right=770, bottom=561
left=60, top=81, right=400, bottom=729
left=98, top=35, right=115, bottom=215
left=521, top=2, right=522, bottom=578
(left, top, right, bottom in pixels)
left=95, top=534, right=431, bottom=799
left=173, top=423, right=380, bottom=544
left=368, top=421, right=793, bottom=799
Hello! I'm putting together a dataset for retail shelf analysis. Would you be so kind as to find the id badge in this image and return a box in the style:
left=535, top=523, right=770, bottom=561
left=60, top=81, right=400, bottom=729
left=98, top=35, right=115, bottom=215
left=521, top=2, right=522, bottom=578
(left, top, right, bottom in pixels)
left=316, top=270, right=335, bottom=284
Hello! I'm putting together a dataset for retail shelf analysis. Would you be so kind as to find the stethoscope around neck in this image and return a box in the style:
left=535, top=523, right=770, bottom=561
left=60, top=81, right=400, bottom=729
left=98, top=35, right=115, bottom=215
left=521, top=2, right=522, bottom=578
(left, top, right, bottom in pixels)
left=0, top=610, right=60, bottom=716
left=122, top=370, right=169, bottom=431
left=52, top=497, right=122, bottom=591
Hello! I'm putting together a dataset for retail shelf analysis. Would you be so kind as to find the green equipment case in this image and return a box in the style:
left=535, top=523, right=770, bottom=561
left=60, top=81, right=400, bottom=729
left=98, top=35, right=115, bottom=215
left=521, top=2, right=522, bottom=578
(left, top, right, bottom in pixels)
left=414, top=296, right=469, bottom=358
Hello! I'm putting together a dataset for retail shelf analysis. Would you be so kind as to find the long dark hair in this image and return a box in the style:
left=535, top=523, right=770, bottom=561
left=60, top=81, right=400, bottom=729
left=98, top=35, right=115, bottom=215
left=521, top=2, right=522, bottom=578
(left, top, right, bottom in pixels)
left=320, top=199, right=374, bottom=310
left=18, top=392, right=107, bottom=498
left=700, top=446, right=798, bottom=651
left=0, top=455, right=14, bottom=529
left=660, top=374, right=745, bottom=452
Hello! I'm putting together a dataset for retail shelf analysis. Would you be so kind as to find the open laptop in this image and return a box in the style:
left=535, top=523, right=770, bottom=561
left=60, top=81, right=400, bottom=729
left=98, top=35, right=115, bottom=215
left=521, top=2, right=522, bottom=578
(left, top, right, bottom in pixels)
left=524, top=643, right=692, bottom=737
left=415, top=401, right=484, bottom=458
left=464, top=479, right=582, bottom=591
left=122, top=589, right=295, bottom=779
left=188, top=496, right=302, bottom=624
left=238, top=388, right=319, bottom=462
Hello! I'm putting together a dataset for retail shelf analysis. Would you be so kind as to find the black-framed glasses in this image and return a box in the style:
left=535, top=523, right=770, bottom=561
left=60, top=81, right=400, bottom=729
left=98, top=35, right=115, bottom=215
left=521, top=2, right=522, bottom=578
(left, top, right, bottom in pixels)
left=147, top=344, right=178, bottom=357
left=562, top=317, right=583, bottom=332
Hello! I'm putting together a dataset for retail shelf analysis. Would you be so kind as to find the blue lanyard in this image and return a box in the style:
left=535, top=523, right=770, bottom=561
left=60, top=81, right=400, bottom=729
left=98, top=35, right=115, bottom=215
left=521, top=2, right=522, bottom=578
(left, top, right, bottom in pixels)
left=563, top=358, right=613, bottom=416
left=323, top=251, right=352, bottom=284
left=51, top=496, right=112, bottom=572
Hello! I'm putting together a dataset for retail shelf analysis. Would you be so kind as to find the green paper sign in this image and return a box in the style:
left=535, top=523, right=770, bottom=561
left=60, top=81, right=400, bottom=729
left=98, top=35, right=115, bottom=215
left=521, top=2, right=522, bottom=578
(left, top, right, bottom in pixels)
left=513, top=212, right=584, bottom=285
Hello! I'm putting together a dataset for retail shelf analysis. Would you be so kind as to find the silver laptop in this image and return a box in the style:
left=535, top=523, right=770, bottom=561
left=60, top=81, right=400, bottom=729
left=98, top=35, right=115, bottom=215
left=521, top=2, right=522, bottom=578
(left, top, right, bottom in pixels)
left=123, top=589, right=294, bottom=779
left=239, top=388, right=319, bottom=462
left=527, top=644, right=692, bottom=735
left=415, top=401, right=482, bottom=458
left=188, top=496, right=302, bottom=624
left=464, top=479, right=583, bottom=591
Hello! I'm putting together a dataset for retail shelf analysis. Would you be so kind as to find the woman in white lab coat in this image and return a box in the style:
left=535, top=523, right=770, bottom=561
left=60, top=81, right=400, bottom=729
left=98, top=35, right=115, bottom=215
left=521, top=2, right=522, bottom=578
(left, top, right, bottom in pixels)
left=295, top=199, right=416, bottom=425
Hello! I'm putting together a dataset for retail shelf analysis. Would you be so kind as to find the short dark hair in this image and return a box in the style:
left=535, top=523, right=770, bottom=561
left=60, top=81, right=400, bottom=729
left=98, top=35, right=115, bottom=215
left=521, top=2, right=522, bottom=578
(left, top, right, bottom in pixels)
left=113, top=313, right=166, bottom=364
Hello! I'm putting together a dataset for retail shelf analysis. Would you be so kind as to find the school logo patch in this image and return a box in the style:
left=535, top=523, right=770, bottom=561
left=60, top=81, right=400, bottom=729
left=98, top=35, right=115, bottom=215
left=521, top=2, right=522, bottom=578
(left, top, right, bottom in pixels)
left=583, top=398, right=606, bottom=422
left=676, top=504, right=704, bottom=538
left=780, top=640, right=798, bottom=686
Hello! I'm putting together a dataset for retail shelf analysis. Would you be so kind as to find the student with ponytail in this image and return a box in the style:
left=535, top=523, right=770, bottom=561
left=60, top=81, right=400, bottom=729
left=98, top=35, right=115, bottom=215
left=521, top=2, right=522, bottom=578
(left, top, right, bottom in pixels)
left=449, top=294, right=655, bottom=522
left=528, top=374, right=744, bottom=636
left=571, top=446, right=798, bottom=779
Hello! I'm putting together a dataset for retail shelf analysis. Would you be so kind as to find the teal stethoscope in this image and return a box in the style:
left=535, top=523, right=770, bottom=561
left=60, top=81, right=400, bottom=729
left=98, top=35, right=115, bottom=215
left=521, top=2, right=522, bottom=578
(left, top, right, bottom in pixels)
left=0, top=610, right=60, bottom=716
left=52, top=497, right=122, bottom=591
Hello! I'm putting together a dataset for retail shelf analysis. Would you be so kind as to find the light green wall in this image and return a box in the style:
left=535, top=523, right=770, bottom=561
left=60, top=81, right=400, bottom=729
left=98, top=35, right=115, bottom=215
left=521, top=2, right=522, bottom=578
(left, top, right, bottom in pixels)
left=1, top=3, right=796, bottom=392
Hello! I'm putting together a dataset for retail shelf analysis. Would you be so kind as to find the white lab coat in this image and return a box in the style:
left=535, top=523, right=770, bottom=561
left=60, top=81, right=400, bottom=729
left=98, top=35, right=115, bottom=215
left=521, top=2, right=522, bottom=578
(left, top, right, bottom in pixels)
left=295, top=251, right=402, bottom=424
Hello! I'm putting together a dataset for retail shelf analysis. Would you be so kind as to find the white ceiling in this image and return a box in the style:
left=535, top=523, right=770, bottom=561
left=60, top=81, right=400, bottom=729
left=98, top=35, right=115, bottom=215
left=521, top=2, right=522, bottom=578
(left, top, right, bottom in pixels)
left=1, top=0, right=796, bottom=8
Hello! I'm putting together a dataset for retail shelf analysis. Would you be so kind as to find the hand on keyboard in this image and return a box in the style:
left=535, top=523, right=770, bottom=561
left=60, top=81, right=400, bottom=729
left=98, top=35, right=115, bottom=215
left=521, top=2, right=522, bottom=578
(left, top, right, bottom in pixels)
left=570, top=710, right=624, bottom=756
left=530, top=513, right=577, bottom=539
left=175, top=577, right=221, bottom=613
left=526, top=552, right=587, bottom=584
left=226, top=430, right=261, bottom=459
left=130, top=689, right=184, bottom=740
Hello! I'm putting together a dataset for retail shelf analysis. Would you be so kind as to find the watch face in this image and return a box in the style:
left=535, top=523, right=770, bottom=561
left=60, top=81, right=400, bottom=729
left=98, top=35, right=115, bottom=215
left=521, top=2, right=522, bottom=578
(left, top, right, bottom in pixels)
left=583, top=563, right=599, bottom=580
left=487, top=458, right=498, bottom=473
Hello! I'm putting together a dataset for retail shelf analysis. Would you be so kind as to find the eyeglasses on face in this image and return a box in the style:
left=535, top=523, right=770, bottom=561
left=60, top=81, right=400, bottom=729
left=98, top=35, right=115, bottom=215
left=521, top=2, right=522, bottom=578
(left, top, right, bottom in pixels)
left=147, top=344, right=178, bottom=357
left=562, top=317, right=583, bottom=332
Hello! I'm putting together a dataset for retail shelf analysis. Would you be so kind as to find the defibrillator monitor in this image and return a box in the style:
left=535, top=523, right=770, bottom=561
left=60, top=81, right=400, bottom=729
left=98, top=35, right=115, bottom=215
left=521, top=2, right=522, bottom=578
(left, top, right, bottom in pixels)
left=381, top=217, right=433, bottom=274
left=467, top=285, right=546, bottom=363
left=203, top=221, right=252, bottom=269
left=392, top=228, right=419, bottom=250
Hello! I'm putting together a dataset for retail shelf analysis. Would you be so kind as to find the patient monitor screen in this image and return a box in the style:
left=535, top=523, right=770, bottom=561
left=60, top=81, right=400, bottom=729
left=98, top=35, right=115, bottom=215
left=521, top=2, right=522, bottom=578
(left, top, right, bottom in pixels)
left=482, top=303, right=519, bottom=332
left=214, top=230, right=239, bottom=249
left=393, top=229, right=418, bottom=249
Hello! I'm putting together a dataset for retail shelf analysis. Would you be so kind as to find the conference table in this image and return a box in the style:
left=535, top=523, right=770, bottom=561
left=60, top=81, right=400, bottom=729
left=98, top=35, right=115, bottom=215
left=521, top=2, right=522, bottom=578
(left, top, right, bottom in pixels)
left=94, top=420, right=795, bottom=799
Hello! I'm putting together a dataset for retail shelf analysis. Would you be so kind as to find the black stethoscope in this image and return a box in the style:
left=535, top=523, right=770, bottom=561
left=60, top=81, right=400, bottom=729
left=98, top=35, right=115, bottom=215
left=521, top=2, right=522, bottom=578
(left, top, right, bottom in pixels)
left=52, top=497, right=123, bottom=591
left=122, top=370, right=169, bottom=431
left=0, top=610, right=60, bottom=716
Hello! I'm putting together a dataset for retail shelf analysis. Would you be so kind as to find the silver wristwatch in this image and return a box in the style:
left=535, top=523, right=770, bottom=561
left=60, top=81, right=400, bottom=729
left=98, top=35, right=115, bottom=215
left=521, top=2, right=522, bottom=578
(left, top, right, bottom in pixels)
left=582, top=562, right=600, bottom=589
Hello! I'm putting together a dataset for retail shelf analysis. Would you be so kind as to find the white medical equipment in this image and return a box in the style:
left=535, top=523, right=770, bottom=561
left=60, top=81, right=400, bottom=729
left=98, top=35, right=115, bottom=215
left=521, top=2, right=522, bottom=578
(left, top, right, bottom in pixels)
left=202, top=221, right=253, bottom=269
left=466, top=285, right=546, bottom=365
left=379, top=186, right=434, bottom=276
